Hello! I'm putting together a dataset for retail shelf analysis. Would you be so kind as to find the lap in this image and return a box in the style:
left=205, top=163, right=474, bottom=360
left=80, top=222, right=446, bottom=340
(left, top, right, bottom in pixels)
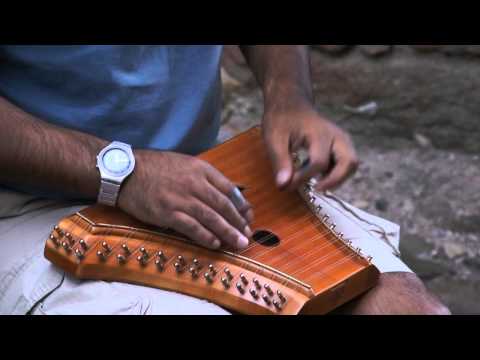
left=0, top=188, right=418, bottom=315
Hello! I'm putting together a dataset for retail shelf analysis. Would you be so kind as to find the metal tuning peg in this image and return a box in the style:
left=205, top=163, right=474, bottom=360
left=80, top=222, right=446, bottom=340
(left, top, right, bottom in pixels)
left=140, top=247, right=150, bottom=259
left=264, top=284, right=274, bottom=297
left=49, top=235, right=59, bottom=247
left=117, top=254, right=127, bottom=264
left=177, top=256, right=186, bottom=265
left=157, top=251, right=166, bottom=261
left=253, top=278, right=261, bottom=290
left=221, top=277, right=230, bottom=289
left=174, top=262, right=184, bottom=273
left=137, top=255, right=147, bottom=267
left=102, top=242, right=112, bottom=253
left=97, top=251, right=106, bottom=262
left=192, top=258, right=201, bottom=269
left=62, top=242, right=71, bottom=253
left=189, top=267, right=198, bottom=278
left=208, top=264, right=217, bottom=275
left=249, top=288, right=259, bottom=299
left=121, top=244, right=131, bottom=255
left=224, top=268, right=233, bottom=280
left=79, top=239, right=89, bottom=250
left=74, top=249, right=84, bottom=260
left=277, top=290, right=287, bottom=304
left=273, top=300, right=283, bottom=311
left=240, top=274, right=248, bottom=285
left=155, top=259, right=164, bottom=272
left=262, top=294, right=271, bottom=306
left=204, top=272, right=214, bottom=284
left=65, top=232, right=74, bottom=244
left=236, top=282, right=245, bottom=294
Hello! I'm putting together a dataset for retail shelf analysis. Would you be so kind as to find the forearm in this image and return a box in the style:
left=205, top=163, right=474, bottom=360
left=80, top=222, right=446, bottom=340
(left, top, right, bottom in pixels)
left=0, top=96, right=108, bottom=199
left=240, top=45, right=314, bottom=112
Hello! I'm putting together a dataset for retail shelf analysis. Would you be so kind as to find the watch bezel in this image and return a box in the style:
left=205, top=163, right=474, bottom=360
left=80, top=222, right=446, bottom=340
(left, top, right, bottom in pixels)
left=97, top=142, right=136, bottom=183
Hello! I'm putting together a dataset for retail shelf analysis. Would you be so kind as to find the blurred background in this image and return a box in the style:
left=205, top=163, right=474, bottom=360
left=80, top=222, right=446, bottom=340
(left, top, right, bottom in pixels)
left=220, top=45, right=480, bottom=315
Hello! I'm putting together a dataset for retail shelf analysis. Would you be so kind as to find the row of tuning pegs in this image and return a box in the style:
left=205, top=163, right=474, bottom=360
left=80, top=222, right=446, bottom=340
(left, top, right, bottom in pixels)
left=302, top=185, right=374, bottom=265
left=51, top=232, right=289, bottom=311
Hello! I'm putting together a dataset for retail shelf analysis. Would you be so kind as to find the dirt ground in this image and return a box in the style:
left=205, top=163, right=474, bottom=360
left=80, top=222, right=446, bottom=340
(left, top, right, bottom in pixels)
left=220, top=85, right=480, bottom=315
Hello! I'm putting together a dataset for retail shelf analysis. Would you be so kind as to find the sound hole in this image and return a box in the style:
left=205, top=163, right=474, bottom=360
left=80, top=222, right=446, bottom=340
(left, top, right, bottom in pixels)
left=253, top=230, right=280, bottom=247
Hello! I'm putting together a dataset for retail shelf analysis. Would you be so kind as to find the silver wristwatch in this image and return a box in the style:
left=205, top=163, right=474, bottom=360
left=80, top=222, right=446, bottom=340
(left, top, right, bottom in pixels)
left=96, top=141, right=136, bottom=207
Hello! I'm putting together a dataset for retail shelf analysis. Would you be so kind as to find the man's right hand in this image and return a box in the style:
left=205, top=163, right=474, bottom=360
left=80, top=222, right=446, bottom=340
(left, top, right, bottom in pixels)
left=118, top=151, right=254, bottom=251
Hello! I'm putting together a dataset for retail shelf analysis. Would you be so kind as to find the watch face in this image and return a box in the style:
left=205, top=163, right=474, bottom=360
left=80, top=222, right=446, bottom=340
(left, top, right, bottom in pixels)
left=102, top=148, right=131, bottom=175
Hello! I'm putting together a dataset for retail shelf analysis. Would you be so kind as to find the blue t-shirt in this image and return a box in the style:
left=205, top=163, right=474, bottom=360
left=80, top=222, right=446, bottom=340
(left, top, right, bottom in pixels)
left=0, top=45, right=224, bottom=155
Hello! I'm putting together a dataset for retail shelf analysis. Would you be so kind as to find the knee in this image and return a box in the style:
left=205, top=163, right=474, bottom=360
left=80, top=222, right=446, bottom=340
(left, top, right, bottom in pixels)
left=380, top=273, right=452, bottom=316
left=346, top=273, right=452, bottom=315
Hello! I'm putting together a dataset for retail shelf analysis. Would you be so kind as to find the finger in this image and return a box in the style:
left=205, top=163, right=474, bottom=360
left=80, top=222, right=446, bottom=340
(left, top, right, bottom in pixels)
left=287, top=138, right=332, bottom=191
left=265, top=133, right=294, bottom=189
left=170, top=211, right=221, bottom=250
left=315, top=152, right=358, bottom=192
left=187, top=200, right=250, bottom=250
left=205, top=167, right=253, bottom=219
left=195, top=182, right=253, bottom=237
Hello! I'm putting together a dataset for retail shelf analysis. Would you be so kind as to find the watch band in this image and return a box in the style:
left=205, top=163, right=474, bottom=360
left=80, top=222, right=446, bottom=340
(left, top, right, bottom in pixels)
left=97, top=179, right=122, bottom=207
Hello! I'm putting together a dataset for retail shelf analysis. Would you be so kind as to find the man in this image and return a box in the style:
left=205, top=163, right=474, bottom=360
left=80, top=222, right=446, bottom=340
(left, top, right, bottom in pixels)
left=0, top=45, right=449, bottom=315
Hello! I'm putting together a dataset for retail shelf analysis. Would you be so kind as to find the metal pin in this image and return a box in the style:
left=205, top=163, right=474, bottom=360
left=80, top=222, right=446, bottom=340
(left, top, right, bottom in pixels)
left=277, top=290, right=287, bottom=303
left=253, top=278, right=261, bottom=290
left=240, top=274, right=248, bottom=285
left=102, top=242, right=111, bottom=253
left=157, top=251, right=166, bottom=260
left=62, top=242, right=71, bottom=252
left=330, top=224, right=337, bottom=231
left=221, top=277, right=230, bottom=289
left=309, top=196, right=316, bottom=204
left=79, top=239, right=88, bottom=250
left=177, top=256, right=185, bottom=265
left=367, top=256, right=373, bottom=263
left=137, top=255, right=147, bottom=266
left=236, top=282, right=245, bottom=294
left=140, top=248, right=149, bottom=258
left=174, top=262, right=183, bottom=273
left=54, top=225, right=60, bottom=232
left=97, top=251, right=106, bottom=261
left=250, top=289, right=258, bottom=299
left=193, top=258, right=200, bottom=268
left=155, top=259, right=164, bottom=271
left=273, top=300, right=283, bottom=311
left=224, top=268, right=233, bottom=280
left=205, top=272, right=213, bottom=284
left=323, top=215, right=330, bottom=222
left=264, top=284, right=274, bottom=296
left=75, top=249, right=84, bottom=259
left=208, top=264, right=216, bottom=274
left=189, top=267, right=198, bottom=278
left=263, top=294, right=271, bottom=305
left=49, top=235, right=59, bottom=246
left=117, top=254, right=126, bottom=264
left=315, top=206, right=323, bottom=214
left=122, top=244, right=130, bottom=254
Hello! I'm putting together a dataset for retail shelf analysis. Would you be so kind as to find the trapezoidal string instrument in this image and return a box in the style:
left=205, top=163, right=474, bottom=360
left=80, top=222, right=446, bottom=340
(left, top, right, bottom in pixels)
left=44, top=127, right=380, bottom=315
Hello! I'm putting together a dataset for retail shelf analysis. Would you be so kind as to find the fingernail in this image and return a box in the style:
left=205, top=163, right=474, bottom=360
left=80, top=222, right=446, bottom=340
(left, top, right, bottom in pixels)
left=244, top=226, right=253, bottom=238
left=277, top=170, right=291, bottom=186
left=212, top=239, right=221, bottom=249
left=237, top=235, right=249, bottom=250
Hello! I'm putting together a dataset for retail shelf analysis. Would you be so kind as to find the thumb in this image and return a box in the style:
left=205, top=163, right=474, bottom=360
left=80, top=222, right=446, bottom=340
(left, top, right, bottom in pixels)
left=267, top=135, right=294, bottom=188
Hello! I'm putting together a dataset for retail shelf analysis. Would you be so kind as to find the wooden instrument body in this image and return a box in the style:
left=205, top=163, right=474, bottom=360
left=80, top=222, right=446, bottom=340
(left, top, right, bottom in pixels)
left=45, top=128, right=380, bottom=315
